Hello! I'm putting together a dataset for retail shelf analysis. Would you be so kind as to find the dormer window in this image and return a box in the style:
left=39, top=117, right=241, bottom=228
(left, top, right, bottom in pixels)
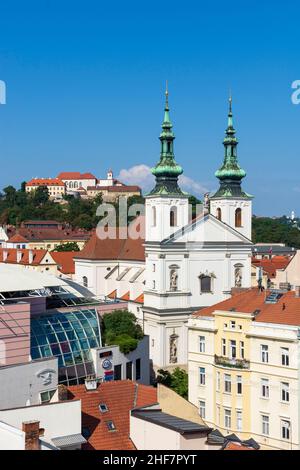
left=99, top=403, right=108, bottom=413
left=106, top=420, right=116, bottom=431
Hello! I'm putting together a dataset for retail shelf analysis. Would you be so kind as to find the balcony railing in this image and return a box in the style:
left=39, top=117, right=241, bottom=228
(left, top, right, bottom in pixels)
left=214, top=354, right=250, bottom=369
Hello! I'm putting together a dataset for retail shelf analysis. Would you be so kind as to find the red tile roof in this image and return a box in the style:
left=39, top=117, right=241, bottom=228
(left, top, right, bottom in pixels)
left=75, top=216, right=145, bottom=262
left=7, top=233, right=28, bottom=243
left=107, top=290, right=117, bottom=299
left=51, top=251, right=76, bottom=274
left=193, top=288, right=300, bottom=327
left=67, top=381, right=157, bottom=450
left=223, top=442, right=256, bottom=451
left=26, top=178, right=65, bottom=187
left=252, top=256, right=292, bottom=278
left=57, top=172, right=97, bottom=180
left=0, top=248, right=52, bottom=266
left=7, top=226, right=90, bottom=242
left=133, top=293, right=144, bottom=304
left=120, top=291, right=130, bottom=301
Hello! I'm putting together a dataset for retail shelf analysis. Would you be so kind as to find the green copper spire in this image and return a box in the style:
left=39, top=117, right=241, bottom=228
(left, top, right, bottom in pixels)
left=212, top=97, right=251, bottom=199
left=148, top=85, right=185, bottom=196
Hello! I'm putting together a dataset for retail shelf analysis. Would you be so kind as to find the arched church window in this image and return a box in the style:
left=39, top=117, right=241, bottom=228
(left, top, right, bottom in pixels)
left=216, top=208, right=222, bottom=221
left=152, top=206, right=157, bottom=227
left=199, top=275, right=211, bottom=293
left=170, top=206, right=177, bottom=227
left=235, top=208, right=242, bottom=227
left=167, top=141, right=171, bottom=153
left=82, top=276, right=88, bottom=287
left=69, top=181, right=73, bottom=189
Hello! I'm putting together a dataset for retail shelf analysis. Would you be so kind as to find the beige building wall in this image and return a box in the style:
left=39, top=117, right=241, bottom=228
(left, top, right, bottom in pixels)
left=158, top=384, right=206, bottom=426
left=275, top=250, right=300, bottom=289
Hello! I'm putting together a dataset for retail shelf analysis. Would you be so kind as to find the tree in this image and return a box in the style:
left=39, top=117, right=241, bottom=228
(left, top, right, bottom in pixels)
left=101, top=310, right=143, bottom=354
left=157, top=367, right=188, bottom=399
left=52, top=242, right=80, bottom=252
left=32, top=186, right=49, bottom=205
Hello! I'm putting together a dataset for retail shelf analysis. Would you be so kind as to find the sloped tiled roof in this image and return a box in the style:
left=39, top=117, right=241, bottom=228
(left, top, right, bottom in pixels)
left=75, top=216, right=145, bottom=262
left=7, top=233, right=28, bottom=243
left=193, top=288, right=300, bottom=327
left=133, top=293, right=144, bottom=304
left=57, top=172, right=97, bottom=180
left=67, top=380, right=157, bottom=450
left=223, top=442, right=256, bottom=451
left=0, top=248, right=53, bottom=266
left=7, top=227, right=90, bottom=242
left=26, top=178, right=65, bottom=186
left=252, top=256, right=292, bottom=278
left=51, top=251, right=76, bottom=274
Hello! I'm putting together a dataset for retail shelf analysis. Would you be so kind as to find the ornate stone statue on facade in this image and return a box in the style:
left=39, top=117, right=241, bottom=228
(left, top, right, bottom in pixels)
left=169, top=333, right=178, bottom=364
left=170, top=269, right=178, bottom=291
left=235, top=266, right=242, bottom=288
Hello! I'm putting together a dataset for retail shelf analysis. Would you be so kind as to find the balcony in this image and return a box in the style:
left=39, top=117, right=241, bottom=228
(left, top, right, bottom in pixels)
left=214, top=355, right=250, bottom=369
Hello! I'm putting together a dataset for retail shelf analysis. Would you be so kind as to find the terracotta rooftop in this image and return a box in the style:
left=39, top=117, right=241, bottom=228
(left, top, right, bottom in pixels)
left=133, top=293, right=144, bottom=304
left=67, top=380, right=157, bottom=450
left=0, top=248, right=53, bottom=266
left=26, top=178, right=65, bottom=187
left=120, top=291, right=130, bottom=301
left=57, top=172, right=97, bottom=180
left=193, top=288, right=300, bottom=327
left=252, top=256, right=292, bottom=278
left=7, top=226, right=90, bottom=242
left=51, top=251, right=76, bottom=274
left=223, top=442, right=256, bottom=451
left=7, top=233, right=28, bottom=243
left=75, top=216, right=145, bottom=262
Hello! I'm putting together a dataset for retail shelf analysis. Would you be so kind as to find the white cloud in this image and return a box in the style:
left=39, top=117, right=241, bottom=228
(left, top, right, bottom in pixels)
left=118, top=164, right=208, bottom=196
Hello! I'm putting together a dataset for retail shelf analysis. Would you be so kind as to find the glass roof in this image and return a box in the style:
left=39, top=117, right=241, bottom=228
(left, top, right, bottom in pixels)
left=31, top=309, right=102, bottom=385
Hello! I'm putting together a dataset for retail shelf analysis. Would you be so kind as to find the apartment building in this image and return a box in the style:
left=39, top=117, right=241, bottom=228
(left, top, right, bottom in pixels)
left=25, top=178, right=66, bottom=199
left=188, top=287, right=300, bottom=450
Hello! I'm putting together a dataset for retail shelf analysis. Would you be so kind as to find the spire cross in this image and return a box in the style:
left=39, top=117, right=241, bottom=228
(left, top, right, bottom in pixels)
left=165, top=80, right=169, bottom=109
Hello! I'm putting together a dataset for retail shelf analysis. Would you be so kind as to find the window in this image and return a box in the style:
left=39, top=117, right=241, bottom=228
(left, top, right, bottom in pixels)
left=222, top=338, right=226, bottom=356
left=135, top=358, right=141, bottom=381
left=237, top=375, right=242, bottom=395
left=152, top=280, right=156, bottom=289
left=281, top=382, right=290, bottom=402
left=200, top=275, right=211, bottom=293
left=217, top=405, right=221, bottom=425
left=236, top=410, right=242, bottom=431
left=199, top=400, right=206, bottom=419
left=230, top=320, right=236, bottom=329
left=216, top=208, right=222, bottom=221
left=261, top=378, right=269, bottom=398
left=224, top=409, right=231, bottom=428
left=152, top=264, right=156, bottom=272
left=199, top=367, right=206, bottom=385
left=240, top=341, right=245, bottom=359
left=106, top=421, right=116, bottom=431
left=217, top=372, right=221, bottom=392
left=126, top=361, right=132, bottom=380
left=281, top=420, right=290, bottom=440
left=281, top=347, right=289, bottom=366
left=170, top=206, right=177, bottom=227
left=224, top=374, right=231, bottom=393
left=152, top=206, right=156, bottom=227
left=40, top=389, right=56, bottom=404
left=82, top=427, right=91, bottom=439
left=262, top=415, right=269, bottom=436
left=82, top=276, right=88, bottom=288
left=99, top=403, right=108, bottom=413
left=261, top=344, right=269, bottom=363
left=230, top=340, right=236, bottom=359
left=199, top=336, right=205, bottom=353
left=235, top=208, right=242, bottom=227
left=114, top=364, right=122, bottom=380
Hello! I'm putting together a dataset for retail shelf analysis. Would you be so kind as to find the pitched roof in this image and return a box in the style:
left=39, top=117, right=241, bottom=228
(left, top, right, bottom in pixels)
left=0, top=248, right=53, bottom=266
left=193, top=288, right=300, bottom=327
left=252, top=256, right=292, bottom=278
left=26, top=178, right=65, bottom=187
left=67, top=381, right=157, bottom=450
left=223, top=442, right=256, bottom=451
left=133, top=293, right=144, bottom=304
left=120, top=291, right=130, bottom=301
left=7, top=233, right=28, bottom=243
left=51, top=251, right=76, bottom=274
left=7, top=226, right=90, bottom=242
left=57, top=172, right=97, bottom=180
left=75, top=216, right=145, bottom=262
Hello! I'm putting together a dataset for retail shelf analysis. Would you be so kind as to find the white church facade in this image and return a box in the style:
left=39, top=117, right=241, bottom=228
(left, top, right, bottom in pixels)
left=74, top=91, right=254, bottom=369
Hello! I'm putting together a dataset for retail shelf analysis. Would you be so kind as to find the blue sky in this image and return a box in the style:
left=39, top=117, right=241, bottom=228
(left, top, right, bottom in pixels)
left=0, top=0, right=299, bottom=216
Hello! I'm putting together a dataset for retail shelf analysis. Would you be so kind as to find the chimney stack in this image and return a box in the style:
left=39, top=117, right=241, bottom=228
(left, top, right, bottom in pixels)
left=295, top=286, right=300, bottom=298
left=22, top=421, right=40, bottom=450
left=85, top=376, right=98, bottom=391
left=58, top=384, right=68, bottom=401
left=28, top=250, right=33, bottom=264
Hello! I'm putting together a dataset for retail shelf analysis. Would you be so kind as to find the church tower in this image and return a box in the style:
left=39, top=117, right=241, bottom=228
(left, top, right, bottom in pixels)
left=210, top=97, right=253, bottom=240
left=145, top=87, right=189, bottom=242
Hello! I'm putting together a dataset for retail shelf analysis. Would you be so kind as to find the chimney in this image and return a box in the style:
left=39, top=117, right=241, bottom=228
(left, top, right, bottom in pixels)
left=295, top=286, right=300, bottom=298
left=22, top=421, right=40, bottom=450
left=85, top=376, right=97, bottom=391
left=17, top=250, right=22, bottom=263
left=58, top=384, right=68, bottom=401
left=28, top=250, right=33, bottom=264
left=2, top=250, right=8, bottom=262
